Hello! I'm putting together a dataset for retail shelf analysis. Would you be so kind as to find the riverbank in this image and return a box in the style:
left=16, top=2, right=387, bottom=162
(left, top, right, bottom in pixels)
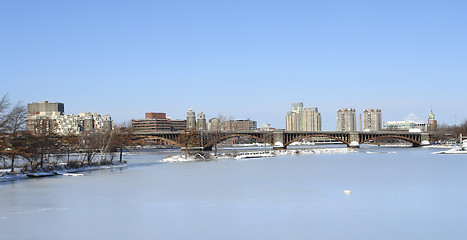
left=161, top=147, right=356, bottom=162
left=0, top=163, right=127, bottom=183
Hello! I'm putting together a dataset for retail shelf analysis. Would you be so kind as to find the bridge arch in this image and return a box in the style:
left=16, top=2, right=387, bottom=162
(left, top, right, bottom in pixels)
left=284, top=134, right=349, bottom=147
left=359, top=135, right=421, bottom=146
left=139, top=136, right=181, bottom=148
left=203, top=134, right=274, bottom=149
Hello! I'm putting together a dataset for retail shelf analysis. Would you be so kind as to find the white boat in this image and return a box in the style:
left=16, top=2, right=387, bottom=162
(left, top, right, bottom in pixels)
left=234, top=151, right=275, bottom=159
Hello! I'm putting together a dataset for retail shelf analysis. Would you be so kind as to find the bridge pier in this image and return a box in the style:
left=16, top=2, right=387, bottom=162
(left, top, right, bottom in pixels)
left=412, top=133, right=431, bottom=147
left=348, top=132, right=360, bottom=148
left=420, top=133, right=430, bottom=146
left=273, top=131, right=286, bottom=150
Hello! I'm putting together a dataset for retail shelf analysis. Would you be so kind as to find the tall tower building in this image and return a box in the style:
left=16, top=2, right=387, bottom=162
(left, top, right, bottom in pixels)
left=197, top=111, right=207, bottom=131
left=286, top=102, right=321, bottom=131
left=427, top=109, right=437, bottom=132
left=186, top=108, right=196, bottom=130
left=103, top=113, right=113, bottom=132
left=337, top=108, right=356, bottom=131
left=363, top=109, right=382, bottom=131
left=84, top=112, right=94, bottom=131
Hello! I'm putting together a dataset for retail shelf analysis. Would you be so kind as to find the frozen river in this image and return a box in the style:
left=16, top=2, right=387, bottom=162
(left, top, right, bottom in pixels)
left=1, top=146, right=466, bottom=240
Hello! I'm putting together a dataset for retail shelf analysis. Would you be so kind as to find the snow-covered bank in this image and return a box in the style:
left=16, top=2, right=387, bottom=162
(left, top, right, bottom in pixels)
left=422, top=144, right=455, bottom=149
left=161, top=148, right=356, bottom=163
left=0, top=163, right=127, bottom=183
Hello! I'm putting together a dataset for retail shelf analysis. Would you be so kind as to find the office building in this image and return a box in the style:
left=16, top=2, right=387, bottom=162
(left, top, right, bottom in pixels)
left=132, top=112, right=186, bottom=132
left=27, top=101, right=64, bottom=116
left=383, top=121, right=427, bottom=131
left=222, top=120, right=257, bottom=132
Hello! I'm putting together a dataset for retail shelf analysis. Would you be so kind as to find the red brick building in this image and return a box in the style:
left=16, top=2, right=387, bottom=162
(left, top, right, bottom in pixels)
left=132, top=112, right=186, bottom=132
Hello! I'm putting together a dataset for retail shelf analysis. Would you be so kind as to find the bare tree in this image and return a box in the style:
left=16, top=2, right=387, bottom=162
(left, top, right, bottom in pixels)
left=29, top=118, right=60, bottom=169
left=78, top=129, right=122, bottom=166
left=78, top=131, right=99, bottom=165
left=431, top=120, right=467, bottom=143
left=0, top=94, right=11, bottom=133
left=0, top=95, right=28, bottom=172
left=178, top=129, right=200, bottom=158
left=110, top=122, right=136, bottom=163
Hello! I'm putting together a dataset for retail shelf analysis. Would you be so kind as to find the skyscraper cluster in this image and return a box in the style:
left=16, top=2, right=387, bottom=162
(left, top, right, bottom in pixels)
left=336, top=108, right=382, bottom=131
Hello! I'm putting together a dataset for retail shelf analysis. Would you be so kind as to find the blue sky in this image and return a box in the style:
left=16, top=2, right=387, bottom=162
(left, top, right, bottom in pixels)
left=1, top=0, right=466, bottom=130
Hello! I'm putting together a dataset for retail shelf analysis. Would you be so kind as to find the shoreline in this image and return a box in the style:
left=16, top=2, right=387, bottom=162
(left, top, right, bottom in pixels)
left=0, top=163, right=127, bottom=183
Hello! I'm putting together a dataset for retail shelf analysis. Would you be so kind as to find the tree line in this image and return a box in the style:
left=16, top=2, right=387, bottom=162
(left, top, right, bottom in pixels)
left=0, top=94, right=134, bottom=174
left=432, top=120, right=467, bottom=142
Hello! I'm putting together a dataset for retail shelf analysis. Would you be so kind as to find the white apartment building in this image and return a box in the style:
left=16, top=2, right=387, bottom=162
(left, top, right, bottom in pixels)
left=363, top=109, right=382, bottom=131
left=337, top=108, right=356, bottom=131
left=26, top=101, right=112, bottom=135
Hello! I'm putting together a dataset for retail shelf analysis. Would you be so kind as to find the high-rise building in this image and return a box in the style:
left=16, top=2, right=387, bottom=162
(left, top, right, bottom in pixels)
left=363, top=109, right=382, bottom=131
left=286, top=102, right=321, bottom=131
left=337, top=108, right=356, bottom=131
left=27, top=100, right=64, bottom=116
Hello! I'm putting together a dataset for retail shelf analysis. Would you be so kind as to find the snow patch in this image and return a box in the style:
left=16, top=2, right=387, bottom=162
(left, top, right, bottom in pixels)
left=161, top=148, right=357, bottom=163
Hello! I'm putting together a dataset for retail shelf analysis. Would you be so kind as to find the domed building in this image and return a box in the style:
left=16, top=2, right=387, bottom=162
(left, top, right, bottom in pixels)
left=427, top=109, right=437, bottom=132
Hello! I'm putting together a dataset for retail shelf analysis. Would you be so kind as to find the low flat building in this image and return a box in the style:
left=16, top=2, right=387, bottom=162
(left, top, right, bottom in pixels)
left=170, top=119, right=187, bottom=132
left=132, top=112, right=187, bottom=132
left=131, top=118, right=171, bottom=132
left=383, top=121, right=427, bottom=132
left=222, top=120, right=257, bottom=132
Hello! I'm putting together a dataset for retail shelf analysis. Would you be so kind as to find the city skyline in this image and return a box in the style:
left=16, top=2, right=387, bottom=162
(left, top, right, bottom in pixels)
left=25, top=99, right=442, bottom=132
left=2, top=1, right=466, bottom=130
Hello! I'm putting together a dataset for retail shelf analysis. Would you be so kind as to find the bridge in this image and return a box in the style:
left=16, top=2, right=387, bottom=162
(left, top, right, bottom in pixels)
left=133, top=130, right=433, bottom=150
